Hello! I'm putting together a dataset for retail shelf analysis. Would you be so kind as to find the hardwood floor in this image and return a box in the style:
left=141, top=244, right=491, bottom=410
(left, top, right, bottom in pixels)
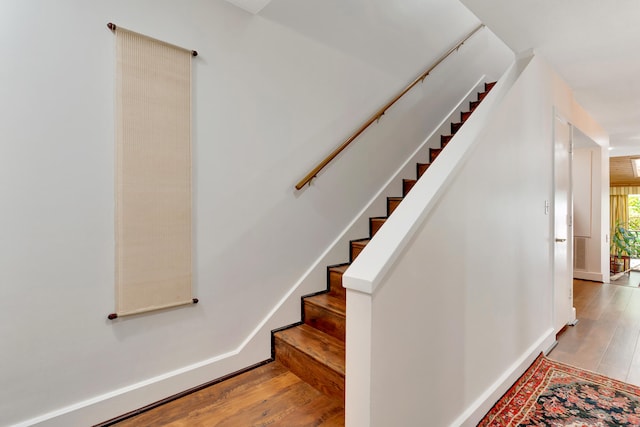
left=106, top=361, right=344, bottom=427
left=548, top=274, right=640, bottom=386
left=108, top=273, right=639, bottom=426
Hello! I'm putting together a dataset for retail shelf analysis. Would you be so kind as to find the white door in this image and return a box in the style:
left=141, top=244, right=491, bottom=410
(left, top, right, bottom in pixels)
left=554, top=116, right=575, bottom=333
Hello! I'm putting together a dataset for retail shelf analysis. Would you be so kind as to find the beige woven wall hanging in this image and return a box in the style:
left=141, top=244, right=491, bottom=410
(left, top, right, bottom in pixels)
left=112, top=25, right=195, bottom=317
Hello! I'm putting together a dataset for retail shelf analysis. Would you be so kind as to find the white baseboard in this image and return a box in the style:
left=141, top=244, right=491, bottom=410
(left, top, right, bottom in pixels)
left=17, top=343, right=269, bottom=427
left=452, top=328, right=556, bottom=427
left=573, top=271, right=604, bottom=282
left=13, top=78, right=493, bottom=427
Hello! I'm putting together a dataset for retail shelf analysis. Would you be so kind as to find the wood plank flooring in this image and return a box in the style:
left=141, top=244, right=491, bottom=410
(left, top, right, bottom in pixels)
left=549, top=274, right=640, bottom=385
left=107, top=361, right=344, bottom=427
left=108, top=273, right=640, bottom=426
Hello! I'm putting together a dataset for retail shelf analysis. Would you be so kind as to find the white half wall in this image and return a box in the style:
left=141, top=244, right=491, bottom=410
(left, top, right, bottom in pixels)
left=343, top=52, right=608, bottom=426
left=0, top=1, right=513, bottom=425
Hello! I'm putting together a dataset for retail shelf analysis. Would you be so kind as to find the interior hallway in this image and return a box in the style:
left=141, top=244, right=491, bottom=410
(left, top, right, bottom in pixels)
left=548, top=274, right=640, bottom=386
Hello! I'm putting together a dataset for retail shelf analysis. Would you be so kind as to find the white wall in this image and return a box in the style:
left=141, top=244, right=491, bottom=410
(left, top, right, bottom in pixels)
left=573, top=149, right=594, bottom=240
left=343, top=52, right=608, bottom=426
left=0, top=1, right=513, bottom=425
left=569, top=105, right=611, bottom=284
left=573, top=133, right=609, bottom=282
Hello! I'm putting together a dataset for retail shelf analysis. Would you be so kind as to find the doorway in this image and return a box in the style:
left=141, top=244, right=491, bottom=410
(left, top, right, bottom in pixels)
left=572, top=127, right=609, bottom=283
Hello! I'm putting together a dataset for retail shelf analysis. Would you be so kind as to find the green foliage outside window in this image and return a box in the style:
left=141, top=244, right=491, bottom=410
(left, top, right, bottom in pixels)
left=630, top=195, right=640, bottom=231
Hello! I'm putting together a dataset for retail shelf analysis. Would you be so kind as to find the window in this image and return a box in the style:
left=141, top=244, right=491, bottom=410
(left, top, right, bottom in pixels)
left=629, top=195, right=640, bottom=230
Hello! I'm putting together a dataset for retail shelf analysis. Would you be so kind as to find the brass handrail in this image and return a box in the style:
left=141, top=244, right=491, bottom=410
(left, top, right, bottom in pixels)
left=295, top=24, right=485, bottom=190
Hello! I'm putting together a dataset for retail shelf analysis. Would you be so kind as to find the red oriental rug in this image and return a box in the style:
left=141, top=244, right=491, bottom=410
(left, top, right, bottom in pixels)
left=478, top=353, right=640, bottom=426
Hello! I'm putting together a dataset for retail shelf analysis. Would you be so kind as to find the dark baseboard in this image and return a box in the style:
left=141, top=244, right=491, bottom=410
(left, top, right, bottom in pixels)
left=93, top=358, right=273, bottom=427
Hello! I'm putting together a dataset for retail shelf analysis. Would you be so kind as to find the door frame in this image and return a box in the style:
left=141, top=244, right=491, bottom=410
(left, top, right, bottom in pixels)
left=553, top=112, right=577, bottom=333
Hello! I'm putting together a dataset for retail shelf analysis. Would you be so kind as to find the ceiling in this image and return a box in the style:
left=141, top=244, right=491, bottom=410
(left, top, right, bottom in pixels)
left=460, top=0, right=640, bottom=157
left=230, top=0, right=640, bottom=158
left=257, top=0, right=482, bottom=79
left=610, top=156, right=640, bottom=186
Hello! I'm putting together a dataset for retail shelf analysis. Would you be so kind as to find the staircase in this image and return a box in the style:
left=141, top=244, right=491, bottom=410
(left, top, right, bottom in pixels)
left=272, top=81, right=496, bottom=411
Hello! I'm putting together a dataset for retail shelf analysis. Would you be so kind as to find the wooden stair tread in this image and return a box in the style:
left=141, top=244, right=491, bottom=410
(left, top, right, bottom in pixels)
left=441, top=134, right=453, bottom=142
left=387, top=196, right=403, bottom=215
left=403, top=178, right=417, bottom=196
left=305, top=293, right=345, bottom=317
left=430, top=147, right=442, bottom=162
left=370, top=216, right=387, bottom=237
left=417, top=162, right=430, bottom=178
left=350, top=238, right=370, bottom=261
left=327, top=263, right=348, bottom=298
left=328, top=263, right=349, bottom=274
left=275, top=324, right=345, bottom=376
left=351, top=238, right=370, bottom=248
left=304, top=292, right=346, bottom=341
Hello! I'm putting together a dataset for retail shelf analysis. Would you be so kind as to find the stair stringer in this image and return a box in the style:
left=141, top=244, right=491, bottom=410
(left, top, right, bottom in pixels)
left=219, top=75, right=491, bottom=336
left=248, top=75, right=492, bottom=331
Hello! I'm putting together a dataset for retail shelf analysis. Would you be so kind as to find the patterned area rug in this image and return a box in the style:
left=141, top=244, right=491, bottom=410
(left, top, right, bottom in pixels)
left=478, top=353, right=640, bottom=426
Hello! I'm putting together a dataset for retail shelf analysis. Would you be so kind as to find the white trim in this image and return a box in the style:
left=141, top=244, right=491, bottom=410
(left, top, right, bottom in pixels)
left=13, top=349, right=239, bottom=426
left=573, top=271, right=605, bottom=282
left=451, top=328, right=556, bottom=427
left=12, top=71, right=494, bottom=427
